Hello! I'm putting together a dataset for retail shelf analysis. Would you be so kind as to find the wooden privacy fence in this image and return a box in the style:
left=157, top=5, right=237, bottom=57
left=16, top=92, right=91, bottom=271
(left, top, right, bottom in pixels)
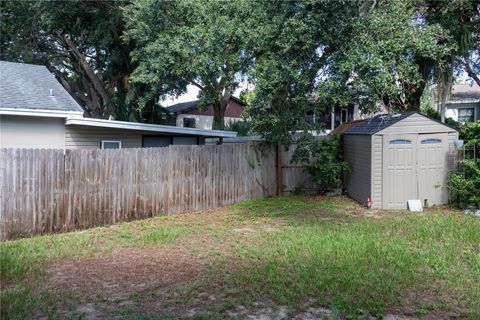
left=0, top=143, right=276, bottom=240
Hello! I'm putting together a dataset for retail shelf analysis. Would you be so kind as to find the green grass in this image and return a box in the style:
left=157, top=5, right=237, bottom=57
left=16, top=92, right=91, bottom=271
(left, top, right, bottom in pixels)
left=231, top=196, right=342, bottom=217
left=140, top=226, right=182, bottom=244
left=1, top=196, right=479, bottom=319
left=220, top=206, right=480, bottom=318
left=0, top=286, right=80, bottom=320
left=0, top=221, right=188, bottom=283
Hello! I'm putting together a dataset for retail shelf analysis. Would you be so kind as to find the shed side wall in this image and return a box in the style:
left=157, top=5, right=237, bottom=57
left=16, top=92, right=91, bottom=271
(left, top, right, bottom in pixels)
left=344, top=135, right=371, bottom=205
left=371, top=135, right=383, bottom=208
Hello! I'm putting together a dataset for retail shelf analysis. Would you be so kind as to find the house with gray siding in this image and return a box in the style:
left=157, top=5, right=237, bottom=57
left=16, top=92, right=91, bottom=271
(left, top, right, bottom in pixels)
left=433, top=84, right=480, bottom=123
left=342, top=112, right=458, bottom=209
left=0, top=61, right=235, bottom=149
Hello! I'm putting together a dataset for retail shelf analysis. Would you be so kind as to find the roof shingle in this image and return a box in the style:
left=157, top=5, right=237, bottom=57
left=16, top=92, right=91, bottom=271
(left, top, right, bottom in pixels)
left=449, top=84, right=480, bottom=103
left=345, top=112, right=416, bottom=135
left=0, top=61, right=84, bottom=113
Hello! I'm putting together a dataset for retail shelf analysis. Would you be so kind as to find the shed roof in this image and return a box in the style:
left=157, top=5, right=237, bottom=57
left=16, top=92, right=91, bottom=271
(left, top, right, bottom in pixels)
left=345, top=112, right=416, bottom=135
left=344, top=112, right=456, bottom=135
left=0, top=61, right=84, bottom=114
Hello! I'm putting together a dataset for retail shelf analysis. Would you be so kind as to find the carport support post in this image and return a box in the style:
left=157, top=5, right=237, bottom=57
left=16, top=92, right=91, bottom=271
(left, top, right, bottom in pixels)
left=276, top=142, right=283, bottom=196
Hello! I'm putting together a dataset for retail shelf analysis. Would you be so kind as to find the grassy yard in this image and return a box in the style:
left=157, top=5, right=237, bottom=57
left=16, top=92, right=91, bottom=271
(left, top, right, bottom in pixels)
left=1, top=196, right=479, bottom=319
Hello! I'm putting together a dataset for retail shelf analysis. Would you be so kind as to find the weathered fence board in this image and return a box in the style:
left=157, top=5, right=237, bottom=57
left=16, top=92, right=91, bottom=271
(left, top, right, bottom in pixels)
left=281, top=144, right=321, bottom=193
left=0, top=143, right=278, bottom=240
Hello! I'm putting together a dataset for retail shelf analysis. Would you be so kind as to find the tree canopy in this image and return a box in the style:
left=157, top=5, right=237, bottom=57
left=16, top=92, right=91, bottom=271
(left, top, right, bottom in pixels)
left=0, top=0, right=169, bottom=123
left=1, top=0, right=478, bottom=132
left=124, top=0, right=260, bottom=129
left=247, top=0, right=479, bottom=144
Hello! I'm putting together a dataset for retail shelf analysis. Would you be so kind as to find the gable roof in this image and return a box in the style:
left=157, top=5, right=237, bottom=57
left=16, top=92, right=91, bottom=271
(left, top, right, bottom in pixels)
left=167, top=100, right=198, bottom=113
left=345, top=112, right=415, bottom=135
left=448, top=84, right=480, bottom=103
left=0, top=61, right=84, bottom=114
left=344, top=112, right=457, bottom=135
left=166, top=96, right=246, bottom=114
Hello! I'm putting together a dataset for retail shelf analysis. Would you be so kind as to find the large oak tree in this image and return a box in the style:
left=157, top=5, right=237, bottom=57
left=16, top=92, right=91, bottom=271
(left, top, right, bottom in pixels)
left=1, top=0, right=168, bottom=123
left=124, top=0, right=260, bottom=129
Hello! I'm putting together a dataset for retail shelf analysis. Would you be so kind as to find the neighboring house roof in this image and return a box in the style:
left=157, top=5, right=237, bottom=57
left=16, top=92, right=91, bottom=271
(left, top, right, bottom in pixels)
left=448, top=84, right=480, bottom=104
left=166, top=100, right=198, bottom=114
left=65, top=118, right=237, bottom=138
left=0, top=61, right=237, bottom=138
left=0, top=61, right=84, bottom=115
left=166, top=96, right=246, bottom=114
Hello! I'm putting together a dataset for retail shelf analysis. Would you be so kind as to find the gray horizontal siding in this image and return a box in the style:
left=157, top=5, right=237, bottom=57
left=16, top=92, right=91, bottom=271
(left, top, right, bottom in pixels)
left=0, top=115, right=66, bottom=149
left=344, top=135, right=371, bottom=205
left=65, top=126, right=142, bottom=149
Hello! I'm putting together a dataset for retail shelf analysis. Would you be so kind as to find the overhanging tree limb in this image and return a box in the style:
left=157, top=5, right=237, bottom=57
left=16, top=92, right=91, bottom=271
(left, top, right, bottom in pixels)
left=465, top=55, right=480, bottom=87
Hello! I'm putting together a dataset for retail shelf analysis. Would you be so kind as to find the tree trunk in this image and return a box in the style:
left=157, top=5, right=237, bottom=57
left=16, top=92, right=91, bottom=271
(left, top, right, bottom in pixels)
left=212, top=96, right=229, bottom=130
left=436, top=63, right=453, bottom=123
left=56, top=34, right=114, bottom=118
left=405, top=83, right=425, bottom=112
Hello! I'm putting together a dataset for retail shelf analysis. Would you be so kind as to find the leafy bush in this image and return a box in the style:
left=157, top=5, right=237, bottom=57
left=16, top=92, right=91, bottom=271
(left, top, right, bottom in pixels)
left=445, top=117, right=461, bottom=129
left=460, top=121, right=480, bottom=148
left=294, top=133, right=350, bottom=191
left=448, top=159, right=480, bottom=208
left=224, top=120, right=252, bottom=136
left=448, top=121, right=480, bottom=208
left=421, top=105, right=441, bottom=120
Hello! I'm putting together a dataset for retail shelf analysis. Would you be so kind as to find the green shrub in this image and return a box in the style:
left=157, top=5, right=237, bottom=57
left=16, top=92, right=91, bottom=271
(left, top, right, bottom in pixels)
left=294, top=133, right=350, bottom=191
left=448, top=121, right=480, bottom=208
left=224, top=120, right=252, bottom=136
left=421, top=106, right=441, bottom=120
left=448, top=159, right=480, bottom=208
left=460, top=121, right=480, bottom=148
left=445, top=117, right=461, bottom=129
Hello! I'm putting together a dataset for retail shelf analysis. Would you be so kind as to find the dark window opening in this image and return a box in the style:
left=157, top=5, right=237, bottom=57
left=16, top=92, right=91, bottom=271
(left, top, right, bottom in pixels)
left=458, top=108, right=474, bottom=123
left=183, top=117, right=196, bottom=128
left=142, top=136, right=172, bottom=148
left=101, top=140, right=121, bottom=149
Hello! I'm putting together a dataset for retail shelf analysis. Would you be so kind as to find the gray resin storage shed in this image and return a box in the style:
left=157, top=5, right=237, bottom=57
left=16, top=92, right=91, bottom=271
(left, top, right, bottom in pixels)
left=343, top=112, right=458, bottom=209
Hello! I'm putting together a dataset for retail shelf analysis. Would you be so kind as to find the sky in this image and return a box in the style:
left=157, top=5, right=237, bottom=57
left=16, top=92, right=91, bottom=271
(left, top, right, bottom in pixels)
left=159, top=72, right=476, bottom=107
left=159, top=82, right=252, bottom=107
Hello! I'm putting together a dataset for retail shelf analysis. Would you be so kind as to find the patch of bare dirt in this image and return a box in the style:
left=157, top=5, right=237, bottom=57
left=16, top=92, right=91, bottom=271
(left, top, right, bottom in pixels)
left=45, top=245, right=206, bottom=300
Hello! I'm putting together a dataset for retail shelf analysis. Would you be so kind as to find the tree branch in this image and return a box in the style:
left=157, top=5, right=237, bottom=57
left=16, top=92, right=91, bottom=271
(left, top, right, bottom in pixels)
left=465, top=56, right=480, bottom=87
left=55, top=32, right=114, bottom=116
left=191, top=80, right=205, bottom=90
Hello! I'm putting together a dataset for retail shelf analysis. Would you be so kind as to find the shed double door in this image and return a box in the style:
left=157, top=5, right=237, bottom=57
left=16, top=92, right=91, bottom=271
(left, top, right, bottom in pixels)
left=383, top=133, right=447, bottom=209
